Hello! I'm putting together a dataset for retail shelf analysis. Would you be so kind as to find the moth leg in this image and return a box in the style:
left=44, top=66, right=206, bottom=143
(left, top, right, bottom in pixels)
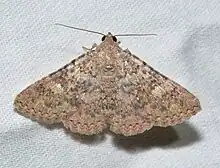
left=62, top=112, right=107, bottom=135
left=91, top=43, right=98, bottom=49
left=82, top=43, right=97, bottom=52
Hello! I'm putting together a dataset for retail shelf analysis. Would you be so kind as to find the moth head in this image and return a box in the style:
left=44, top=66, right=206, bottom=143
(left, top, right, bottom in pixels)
left=101, top=32, right=117, bottom=42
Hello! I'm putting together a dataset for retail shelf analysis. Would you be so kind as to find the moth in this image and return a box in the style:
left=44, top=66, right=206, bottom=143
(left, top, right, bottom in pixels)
left=14, top=24, right=201, bottom=136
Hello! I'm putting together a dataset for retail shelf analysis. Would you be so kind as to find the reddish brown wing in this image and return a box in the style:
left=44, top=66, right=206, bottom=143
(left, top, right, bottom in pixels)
left=108, top=51, right=201, bottom=136
left=14, top=63, right=75, bottom=124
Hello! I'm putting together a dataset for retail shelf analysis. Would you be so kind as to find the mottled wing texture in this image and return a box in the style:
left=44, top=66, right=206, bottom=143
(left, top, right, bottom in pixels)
left=114, top=51, right=201, bottom=136
left=14, top=51, right=109, bottom=135
left=14, top=54, right=85, bottom=124
left=101, top=48, right=201, bottom=136
left=14, top=35, right=201, bottom=136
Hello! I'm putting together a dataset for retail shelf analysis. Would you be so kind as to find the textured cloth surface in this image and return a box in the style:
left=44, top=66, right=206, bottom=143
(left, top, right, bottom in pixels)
left=1, top=0, right=220, bottom=168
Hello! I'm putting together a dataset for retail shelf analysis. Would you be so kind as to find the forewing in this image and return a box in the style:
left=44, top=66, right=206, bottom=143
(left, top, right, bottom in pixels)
left=142, top=64, right=201, bottom=127
left=14, top=55, right=84, bottom=124
left=14, top=51, right=108, bottom=135
left=109, top=51, right=201, bottom=136
left=131, top=53, right=202, bottom=127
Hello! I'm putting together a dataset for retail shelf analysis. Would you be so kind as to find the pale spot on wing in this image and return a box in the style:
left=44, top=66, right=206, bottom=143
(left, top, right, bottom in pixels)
left=151, top=86, right=165, bottom=98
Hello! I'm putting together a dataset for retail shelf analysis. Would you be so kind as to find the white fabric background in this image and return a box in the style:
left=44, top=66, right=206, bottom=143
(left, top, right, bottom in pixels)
left=1, top=0, right=220, bottom=167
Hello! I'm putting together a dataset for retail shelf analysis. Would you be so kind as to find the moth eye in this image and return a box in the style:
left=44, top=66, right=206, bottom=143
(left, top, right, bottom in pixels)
left=101, top=35, right=106, bottom=41
left=112, top=36, right=117, bottom=42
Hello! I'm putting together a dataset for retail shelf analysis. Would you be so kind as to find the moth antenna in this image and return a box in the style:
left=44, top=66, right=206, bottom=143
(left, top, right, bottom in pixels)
left=115, top=33, right=157, bottom=37
left=55, top=23, right=105, bottom=36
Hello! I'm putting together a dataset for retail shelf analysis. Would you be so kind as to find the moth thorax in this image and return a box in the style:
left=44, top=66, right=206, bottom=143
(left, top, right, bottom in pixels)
left=101, top=64, right=117, bottom=77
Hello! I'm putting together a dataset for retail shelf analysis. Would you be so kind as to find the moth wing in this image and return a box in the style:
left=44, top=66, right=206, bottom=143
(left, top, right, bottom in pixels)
left=14, top=58, right=79, bottom=124
left=109, top=52, right=201, bottom=136
left=142, top=64, right=201, bottom=127
left=14, top=52, right=108, bottom=135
